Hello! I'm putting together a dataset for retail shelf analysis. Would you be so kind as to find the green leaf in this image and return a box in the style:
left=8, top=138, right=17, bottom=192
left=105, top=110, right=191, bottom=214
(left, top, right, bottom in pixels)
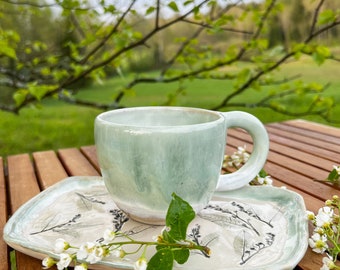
left=28, top=83, right=57, bottom=101
left=236, top=68, right=251, bottom=85
left=258, top=169, right=268, bottom=178
left=173, top=248, right=190, bottom=264
left=146, top=6, right=155, bottom=15
left=13, top=89, right=28, bottom=106
left=168, top=1, right=179, bottom=12
left=147, top=248, right=174, bottom=270
left=327, top=169, right=339, bottom=182
left=317, top=10, right=336, bottom=25
left=312, top=51, right=325, bottom=65
left=312, top=45, right=331, bottom=65
left=0, top=42, right=17, bottom=59
left=165, top=193, right=195, bottom=241
left=184, top=0, right=194, bottom=5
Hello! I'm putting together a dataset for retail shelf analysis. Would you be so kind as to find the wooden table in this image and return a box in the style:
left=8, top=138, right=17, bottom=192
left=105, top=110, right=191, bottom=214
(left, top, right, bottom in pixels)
left=1, top=119, right=340, bottom=270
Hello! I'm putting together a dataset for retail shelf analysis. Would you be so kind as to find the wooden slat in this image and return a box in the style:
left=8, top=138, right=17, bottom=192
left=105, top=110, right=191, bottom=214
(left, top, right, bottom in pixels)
left=266, top=125, right=340, bottom=152
left=0, top=157, right=9, bottom=270
left=267, top=122, right=340, bottom=145
left=7, top=154, right=40, bottom=212
left=33, top=150, right=68, bottom=189
left=58, top=148, right=100, bottom=176
left=284, top=119, right=340, bottom=138
left=80, top=145, right=100, bottom=173
left=6, top=154, right=44, bottom=269
left=265, top=161, right=337, bottom=200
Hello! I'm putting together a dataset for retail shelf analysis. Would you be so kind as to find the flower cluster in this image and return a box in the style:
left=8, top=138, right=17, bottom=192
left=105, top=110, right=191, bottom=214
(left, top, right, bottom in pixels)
left=251, top=170, right=273, bottom=186
left=307, top=194, right=340, bottom=270
left=42, top=229, right=172, bottom=270
left=223, top=145, right=250, bottom=168
left=223, top=145, right=273, bottom=186
left=42, top=230, right=124, bottom=270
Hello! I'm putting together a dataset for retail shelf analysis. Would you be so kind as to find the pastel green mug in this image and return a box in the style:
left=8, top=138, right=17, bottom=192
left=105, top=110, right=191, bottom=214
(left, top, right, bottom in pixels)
left=95, top=107, right=269, bottom=224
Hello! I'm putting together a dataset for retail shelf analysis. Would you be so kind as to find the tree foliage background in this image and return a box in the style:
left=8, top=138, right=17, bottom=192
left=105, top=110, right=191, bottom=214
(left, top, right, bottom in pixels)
left=0, top=0, right=340, bottom=123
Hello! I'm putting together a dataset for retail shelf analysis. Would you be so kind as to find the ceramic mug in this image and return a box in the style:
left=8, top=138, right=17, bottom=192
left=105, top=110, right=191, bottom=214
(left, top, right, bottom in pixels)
left=95, top=107, right=269, bottom=224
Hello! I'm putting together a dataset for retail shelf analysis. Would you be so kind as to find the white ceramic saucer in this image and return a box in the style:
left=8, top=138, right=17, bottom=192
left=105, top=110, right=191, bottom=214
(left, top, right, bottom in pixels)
left=3, top=176, right=308, bottom=270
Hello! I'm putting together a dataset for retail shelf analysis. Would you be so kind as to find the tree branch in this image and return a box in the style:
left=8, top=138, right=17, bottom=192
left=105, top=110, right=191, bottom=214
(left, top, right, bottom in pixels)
left=155, top=0, right=160, bottom=29
left=0, top=0, right=99, bottom=10
left=309, top=0, right=325, bottom=37
left=79, top=0, right=138, bottom=65
left=181, top=19, right=253, bottom=35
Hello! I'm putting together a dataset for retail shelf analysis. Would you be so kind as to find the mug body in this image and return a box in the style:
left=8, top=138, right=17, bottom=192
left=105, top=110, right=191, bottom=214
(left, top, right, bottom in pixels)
left=95, top=107, right=226, bottom=224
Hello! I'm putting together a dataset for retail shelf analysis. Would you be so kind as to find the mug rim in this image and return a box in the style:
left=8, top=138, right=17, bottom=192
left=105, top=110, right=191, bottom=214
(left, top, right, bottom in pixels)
left=95, top=106, right=224, bottom=129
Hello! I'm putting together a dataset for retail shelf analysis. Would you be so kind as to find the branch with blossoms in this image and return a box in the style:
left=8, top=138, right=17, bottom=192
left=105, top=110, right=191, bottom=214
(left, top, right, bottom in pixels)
left=307, top=165, right=340, bottom=270
left=222, top=145, right=273, bottom=186
left=42, top=193, right=210, bottom=270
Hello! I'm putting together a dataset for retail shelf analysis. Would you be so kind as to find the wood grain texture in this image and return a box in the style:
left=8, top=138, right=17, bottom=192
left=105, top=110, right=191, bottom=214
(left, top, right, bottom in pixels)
left=80, top=145, right=100, bottom=173
left=33, top=150, right=68, bottom=189
left=6, top=154, right=45, bottom=269
left=58, top=148, right=100, bottom=176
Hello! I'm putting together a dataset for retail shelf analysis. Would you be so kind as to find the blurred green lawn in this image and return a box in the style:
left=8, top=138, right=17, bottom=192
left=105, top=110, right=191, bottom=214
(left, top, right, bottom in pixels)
left=1, top=57, right=339, bottom=157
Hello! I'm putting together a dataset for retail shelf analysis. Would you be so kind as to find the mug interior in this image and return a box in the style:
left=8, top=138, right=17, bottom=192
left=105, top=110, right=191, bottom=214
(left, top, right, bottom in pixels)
left=97, top=107, right=223, bottom=128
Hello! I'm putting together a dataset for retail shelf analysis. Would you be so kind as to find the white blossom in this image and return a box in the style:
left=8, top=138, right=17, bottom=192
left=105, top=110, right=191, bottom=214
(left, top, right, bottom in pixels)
left=103, top=229, right=116, bottom=244
left=74, top=263, right=88, bottom=270
left=42, top=257, right=56, bottom=269
left=76, top=242, right=106, bottom=264
left=321, top=256, right=336, bottom=270
left=77, top=242, right=96, bottom=260
left=308, top=233, right=328, bottom=254
left=306, top=211, right=315, bottom=220
left=56, top=253, right=72, bottom=270
left=86, top=246, right=105, bottom=264
left=134, top=257, right=147, bottom=270
left=54, top=238, right=70, bottom=253
left=236, top=146, right=250, bottom=162
left=110, top=246, right=125, bottom=258
left=316, top=207, right=334, bottom=228
left=252, top=174, right=273, bottom=186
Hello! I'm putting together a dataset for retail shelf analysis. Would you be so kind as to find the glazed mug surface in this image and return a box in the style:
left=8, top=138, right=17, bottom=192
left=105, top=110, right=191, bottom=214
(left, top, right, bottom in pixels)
left=95, top=106, right=269, bottom=224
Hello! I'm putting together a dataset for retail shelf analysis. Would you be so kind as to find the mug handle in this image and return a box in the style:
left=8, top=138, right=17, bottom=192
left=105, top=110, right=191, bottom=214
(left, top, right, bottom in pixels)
left=216, top=111, right=269, bottom=191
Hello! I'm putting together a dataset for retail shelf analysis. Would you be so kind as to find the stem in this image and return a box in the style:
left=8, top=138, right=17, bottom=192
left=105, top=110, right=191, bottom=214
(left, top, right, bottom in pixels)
left=106, top=239, right=208, bottom=253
